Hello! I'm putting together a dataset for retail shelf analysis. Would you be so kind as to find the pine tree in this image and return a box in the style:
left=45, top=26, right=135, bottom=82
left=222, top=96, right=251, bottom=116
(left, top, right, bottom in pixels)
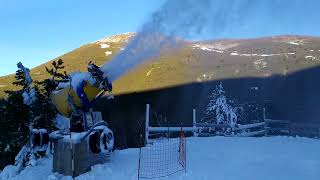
left=0, top=60, right=69, bottom=168
left=29, top=85, right=56, bottom=131
left=12, top=62, right=32, bottom=93
left=3, top=62, right=32, bottom=163
left=1, top=91, right=30, bottom=168
left=2, top=62, right=33, bottom=168
left=31, top=59, right=69, bottom=131
left=41, top=59, right=69, bottom=97
left=45, top=59, right=68, bottom=80
left=204, top=82, right=238, bottom=127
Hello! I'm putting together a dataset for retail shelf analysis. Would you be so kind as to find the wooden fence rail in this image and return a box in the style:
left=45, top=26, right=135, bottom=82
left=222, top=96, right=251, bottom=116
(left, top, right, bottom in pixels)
left=144, top=104, right=320, bottom=143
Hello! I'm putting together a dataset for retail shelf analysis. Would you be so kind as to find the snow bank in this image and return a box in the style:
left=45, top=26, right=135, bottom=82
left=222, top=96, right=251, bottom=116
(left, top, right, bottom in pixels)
left=1, top=137, right=320, bottom=180
left=0, top=156, right=53, bottom=180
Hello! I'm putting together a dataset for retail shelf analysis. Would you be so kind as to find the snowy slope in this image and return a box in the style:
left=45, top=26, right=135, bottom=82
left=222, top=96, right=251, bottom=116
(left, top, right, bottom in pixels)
left=1, top=136, right=320, bottom=180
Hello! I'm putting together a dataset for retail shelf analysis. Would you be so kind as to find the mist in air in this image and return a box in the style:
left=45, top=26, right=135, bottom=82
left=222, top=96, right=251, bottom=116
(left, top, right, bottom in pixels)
left=101, top=0, right=320, bottom=81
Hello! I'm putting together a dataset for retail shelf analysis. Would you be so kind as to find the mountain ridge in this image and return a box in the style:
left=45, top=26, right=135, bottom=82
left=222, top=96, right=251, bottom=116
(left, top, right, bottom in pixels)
left=1, top=33, right=320, bottom=97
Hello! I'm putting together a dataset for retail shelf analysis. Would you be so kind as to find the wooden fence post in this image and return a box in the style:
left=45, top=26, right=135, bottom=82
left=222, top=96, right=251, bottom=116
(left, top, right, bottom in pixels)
left=193, top=109, right=197, bottom=137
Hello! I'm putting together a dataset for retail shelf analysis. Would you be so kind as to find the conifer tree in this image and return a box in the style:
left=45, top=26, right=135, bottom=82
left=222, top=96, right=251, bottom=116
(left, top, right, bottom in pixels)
left=12, top=62, right=32, bottom=93
left=0, top=62, right=32, bottom=168
left=204, top=83, right=238, bottom=127
left=32, top=59, right=69, bottom=131
left=41, top=59, right=69, bottom=97
left=1, top=91, right=30, bottom=168
left=29, top=85, right=56, bottom=131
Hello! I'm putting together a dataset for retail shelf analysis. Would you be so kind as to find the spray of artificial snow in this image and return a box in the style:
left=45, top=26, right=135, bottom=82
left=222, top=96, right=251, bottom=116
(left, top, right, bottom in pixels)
left=101, top=0, right=319, bottom=82
left=101, top=0, right=255, bottom=81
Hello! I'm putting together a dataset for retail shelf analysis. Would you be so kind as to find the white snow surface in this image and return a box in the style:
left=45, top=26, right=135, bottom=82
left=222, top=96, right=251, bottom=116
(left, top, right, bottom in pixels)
left=54, top=114, right=70, bottom=130
left=305, top=56, right=318, bottom=61
left=70, top=72, right=96, bottom=92
left=287, top=41, right=300, bottom=45
left=105, top=51, right=113, bottom=56
left=1, top=136, right=320, bottom=180
left=230, top=52, right=294, bottom=57
left=99, top=43, right=110, bottom=49
left=22, top=89, right=36, bottom=105
left=192, top=44, right=224, bottom=53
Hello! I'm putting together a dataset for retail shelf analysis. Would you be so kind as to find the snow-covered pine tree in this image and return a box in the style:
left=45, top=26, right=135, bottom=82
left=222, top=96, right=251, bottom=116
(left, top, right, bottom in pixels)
left=0, top=62, right=35, bottom=169
left=1, top=60, right=68, bottom=169
left=204, top=82, right=238, bottom=129
left=12, top=62, right=33, bottom=92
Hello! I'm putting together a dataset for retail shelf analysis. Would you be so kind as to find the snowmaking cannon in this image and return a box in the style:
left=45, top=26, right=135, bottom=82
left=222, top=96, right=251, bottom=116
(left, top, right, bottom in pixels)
left=46, top=62, right=115, bottom=176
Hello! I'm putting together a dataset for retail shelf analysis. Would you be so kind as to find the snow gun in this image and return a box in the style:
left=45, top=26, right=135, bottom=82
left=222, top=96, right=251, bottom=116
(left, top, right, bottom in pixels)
left=30, top=62, right=114, bottom=155
left=51, top=62, right=113, bottom=120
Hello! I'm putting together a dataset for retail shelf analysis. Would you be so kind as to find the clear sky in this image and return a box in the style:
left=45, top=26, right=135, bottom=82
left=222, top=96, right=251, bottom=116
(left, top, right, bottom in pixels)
left=1, top=0, right=320, bottom=76
left=0, top=0, right=164, bottom=76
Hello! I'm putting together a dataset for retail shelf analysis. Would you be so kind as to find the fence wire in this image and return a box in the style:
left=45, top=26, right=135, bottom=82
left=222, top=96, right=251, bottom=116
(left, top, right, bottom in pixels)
left=138, top=132, right=186, bottom=179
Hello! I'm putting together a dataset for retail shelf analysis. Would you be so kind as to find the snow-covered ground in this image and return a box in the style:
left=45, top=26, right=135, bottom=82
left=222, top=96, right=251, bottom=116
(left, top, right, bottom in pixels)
left=305, top=55, right=318, bottom=61
left=287, top=41, right=301, bottom=46
left=230, top=51, right=295, bottom=57
left=1, top=136, right=320, bottom=180
left=99, top=43, right=110, bottom=49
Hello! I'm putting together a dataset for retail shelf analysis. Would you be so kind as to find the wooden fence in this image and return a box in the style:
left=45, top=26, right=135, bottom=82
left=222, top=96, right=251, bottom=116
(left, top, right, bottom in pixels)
left=144, top=104, right=320, bottom=143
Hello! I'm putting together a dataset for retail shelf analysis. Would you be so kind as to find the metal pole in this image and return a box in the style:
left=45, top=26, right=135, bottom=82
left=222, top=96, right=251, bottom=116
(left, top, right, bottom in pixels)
left=263, top=108, right=267, bottom=137
left=192, top=109, right=197, bottom=137
left=184, top=130, right=187, bottom=173
left=145, top=104, right=150, bottom=145
left=68, top=120, right=75, bottom=179
left=137, top=147, right=142, bottom=180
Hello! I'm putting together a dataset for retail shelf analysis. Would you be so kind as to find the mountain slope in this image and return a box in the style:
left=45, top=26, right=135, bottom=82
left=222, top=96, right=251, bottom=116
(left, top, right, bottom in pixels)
left=1, top=33, right=320, bottom=97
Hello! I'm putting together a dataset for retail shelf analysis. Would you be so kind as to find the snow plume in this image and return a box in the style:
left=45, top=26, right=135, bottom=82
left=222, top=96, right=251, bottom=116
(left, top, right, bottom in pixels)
left=101, top=0, right=254, bottom=81
left=101, top=0, right=320, bottom=81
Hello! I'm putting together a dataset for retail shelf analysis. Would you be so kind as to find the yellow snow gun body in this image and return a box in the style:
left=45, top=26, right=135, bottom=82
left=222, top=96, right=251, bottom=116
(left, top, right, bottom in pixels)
left=51, top=66, right=112, bottom=118
left=51, top=82, right=103, bottom=118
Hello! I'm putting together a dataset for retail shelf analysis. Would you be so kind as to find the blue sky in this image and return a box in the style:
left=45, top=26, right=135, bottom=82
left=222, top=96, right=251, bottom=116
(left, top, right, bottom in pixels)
left=1, top=0, right=320, bottom=76
left=0, top=0, right=164, bottom=76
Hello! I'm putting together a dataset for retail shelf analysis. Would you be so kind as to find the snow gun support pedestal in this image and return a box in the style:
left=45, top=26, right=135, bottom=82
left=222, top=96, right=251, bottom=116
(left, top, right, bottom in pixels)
left=49, top=62, right=115, bottom=177
left=50, top=119, right=114, bottom=177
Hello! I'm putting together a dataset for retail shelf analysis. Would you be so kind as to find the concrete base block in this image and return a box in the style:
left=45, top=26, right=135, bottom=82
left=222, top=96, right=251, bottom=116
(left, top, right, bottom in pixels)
left=52, top=138, right=110, bottom=177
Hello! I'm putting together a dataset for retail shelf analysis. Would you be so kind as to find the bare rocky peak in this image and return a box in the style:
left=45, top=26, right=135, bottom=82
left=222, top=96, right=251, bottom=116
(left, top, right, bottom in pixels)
left=96, top=32, right=136, bottom=43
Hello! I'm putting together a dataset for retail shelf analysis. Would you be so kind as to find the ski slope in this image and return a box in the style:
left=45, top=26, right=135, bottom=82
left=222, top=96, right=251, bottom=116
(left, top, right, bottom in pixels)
left=1, top=136, right=320, bottom=180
